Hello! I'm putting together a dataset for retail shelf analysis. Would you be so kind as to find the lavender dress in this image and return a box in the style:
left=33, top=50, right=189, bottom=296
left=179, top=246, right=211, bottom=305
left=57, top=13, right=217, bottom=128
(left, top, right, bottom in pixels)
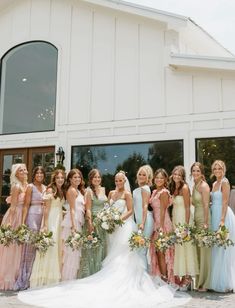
left=14, top=184, right=46, bottom=290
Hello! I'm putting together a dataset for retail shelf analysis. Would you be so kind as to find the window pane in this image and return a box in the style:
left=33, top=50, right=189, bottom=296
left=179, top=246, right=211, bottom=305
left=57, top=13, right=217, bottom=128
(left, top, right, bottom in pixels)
left=72, top=140, right=183, bottom=192
left=32, top=152, right=55, bottom=184
left=196, top=137, right=235, bottom=186
left=0, top=41, right=57, bottom=134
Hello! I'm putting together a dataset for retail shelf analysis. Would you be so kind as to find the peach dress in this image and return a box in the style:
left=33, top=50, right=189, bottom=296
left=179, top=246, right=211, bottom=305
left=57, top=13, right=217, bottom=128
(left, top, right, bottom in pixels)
left=149, top=188, right=175, bottom=283
left=0, top=189, right=25, bottom=290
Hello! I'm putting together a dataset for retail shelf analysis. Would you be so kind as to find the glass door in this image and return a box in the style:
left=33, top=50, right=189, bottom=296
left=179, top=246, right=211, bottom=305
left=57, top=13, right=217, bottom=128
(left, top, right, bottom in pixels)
left=0, top=146, right=55, bottom=221
left=0, top=148, right=27, bottom=218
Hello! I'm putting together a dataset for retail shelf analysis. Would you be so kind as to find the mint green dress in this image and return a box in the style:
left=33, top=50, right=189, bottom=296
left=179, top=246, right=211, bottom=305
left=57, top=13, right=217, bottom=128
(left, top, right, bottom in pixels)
left=78, top=188, right=107, bottom=278
left=192, top=186, right=211, bottom=289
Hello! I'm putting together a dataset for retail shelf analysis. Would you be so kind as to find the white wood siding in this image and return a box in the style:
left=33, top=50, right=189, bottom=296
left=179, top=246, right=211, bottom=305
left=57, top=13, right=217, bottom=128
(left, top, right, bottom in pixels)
left=0, top=0, right=235, bottom=172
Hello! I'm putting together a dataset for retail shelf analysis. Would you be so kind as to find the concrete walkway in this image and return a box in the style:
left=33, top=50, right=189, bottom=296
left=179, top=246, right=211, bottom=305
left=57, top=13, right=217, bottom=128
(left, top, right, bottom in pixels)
left=1, top=290, right=235, bottom=308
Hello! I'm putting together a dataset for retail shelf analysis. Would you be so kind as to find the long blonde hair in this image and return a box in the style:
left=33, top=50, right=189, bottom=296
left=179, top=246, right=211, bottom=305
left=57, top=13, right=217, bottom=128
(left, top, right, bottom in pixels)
left=136, top=165, right=153, bottom=186
left=10, top=163, right=27, bottom=190
left=210, top=160, right=226, bottom=179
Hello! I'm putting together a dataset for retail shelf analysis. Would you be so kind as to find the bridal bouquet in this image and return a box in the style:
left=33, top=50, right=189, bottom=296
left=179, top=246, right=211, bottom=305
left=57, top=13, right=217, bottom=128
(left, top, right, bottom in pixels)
left=129, top=230, right=150, bottom=251
left=65, top=231, right=84, bottom=251
left=191, top=227, right=215, bottom=248
left=154, top=230, right=175, bottom=252
left=174, top=223, right=192, bottom=245
left=214, top=225, right=234, bottom=249
left=14, top=224, right=34, bottom=245
left=94, top=204, right=124, bottom=234
left=0, top=225, right=15, bottom=246
left=82, top=231, right=102, bottom=249
left=33, top=230, right=55, bottom=256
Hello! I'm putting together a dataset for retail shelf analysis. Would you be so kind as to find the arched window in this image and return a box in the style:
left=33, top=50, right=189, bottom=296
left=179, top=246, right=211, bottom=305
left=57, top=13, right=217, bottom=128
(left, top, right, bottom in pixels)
left=0, top=41, right=58, bottom=134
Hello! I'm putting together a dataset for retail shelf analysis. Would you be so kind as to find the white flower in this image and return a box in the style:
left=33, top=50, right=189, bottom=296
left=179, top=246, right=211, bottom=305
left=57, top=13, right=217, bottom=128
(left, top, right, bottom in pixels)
left=114, top=215, right=120, bottom=221
left=102, top=216, right=108, bottom=222
left=101, top=222, right=109, bottom=230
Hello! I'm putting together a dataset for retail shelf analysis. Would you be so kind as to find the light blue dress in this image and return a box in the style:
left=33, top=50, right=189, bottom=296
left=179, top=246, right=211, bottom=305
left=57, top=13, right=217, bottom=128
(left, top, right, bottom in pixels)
left=210, top=180, right=235, bottom=292
left=133, top=185, right=154, bottom=269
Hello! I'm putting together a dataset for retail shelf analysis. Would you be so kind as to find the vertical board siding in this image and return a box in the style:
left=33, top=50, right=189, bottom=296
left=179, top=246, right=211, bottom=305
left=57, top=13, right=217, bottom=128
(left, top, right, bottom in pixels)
left=139, top=21, right=165, bottom=118
left=90, top=9, right=115, bottom=122
left=68, top=4, right=93, bottom=124
left=114, top=14, right=138, bottom=120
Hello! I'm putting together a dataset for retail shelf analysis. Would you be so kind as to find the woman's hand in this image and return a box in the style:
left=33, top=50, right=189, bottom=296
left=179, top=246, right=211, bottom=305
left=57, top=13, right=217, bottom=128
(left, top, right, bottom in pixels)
left=203, top=223, right=208, bottom=229
left=220, top=219, right=225, bottom=227
left=40, top=226, right=47, bottom=233
left=139, top=223, right=144, bottom=231
left=71, top=226, right=77, bottom=234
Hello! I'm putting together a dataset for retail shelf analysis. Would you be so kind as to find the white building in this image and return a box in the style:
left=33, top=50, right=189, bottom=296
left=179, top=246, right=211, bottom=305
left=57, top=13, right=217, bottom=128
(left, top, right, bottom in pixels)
left=0, top=0, right=235, bottom=214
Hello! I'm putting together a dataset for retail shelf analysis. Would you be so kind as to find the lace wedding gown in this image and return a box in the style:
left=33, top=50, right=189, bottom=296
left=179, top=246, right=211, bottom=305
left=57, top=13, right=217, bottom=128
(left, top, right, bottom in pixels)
left=18, top=199, right=191, bottom=308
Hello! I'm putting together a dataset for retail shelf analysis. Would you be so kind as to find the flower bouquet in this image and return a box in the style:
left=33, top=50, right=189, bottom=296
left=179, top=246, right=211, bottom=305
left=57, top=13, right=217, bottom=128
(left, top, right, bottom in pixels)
left=32, top=230, right=55, bottom=256
left=0, top=225, right=15, bottom=246
left=191, top=227, right=215, bottom=248
left=129, top=229, right=150, bottom=251
left=94, top=204, right=124, bottom=234
left=214, top=225, right=234, bottom=249
left=65, top=231, right=84, bottom=251
left=174, top=223, right=192, bottom=245
left=14, top=224, right=34, bottom=245
left=154, top=230, right=175, bottom=252
left=82, top=231, right=102, bottom=249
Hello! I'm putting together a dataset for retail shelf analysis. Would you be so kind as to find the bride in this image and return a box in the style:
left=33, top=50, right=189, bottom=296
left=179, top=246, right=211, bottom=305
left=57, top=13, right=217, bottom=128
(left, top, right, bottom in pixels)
left=18, top=171, right=191, bottom=308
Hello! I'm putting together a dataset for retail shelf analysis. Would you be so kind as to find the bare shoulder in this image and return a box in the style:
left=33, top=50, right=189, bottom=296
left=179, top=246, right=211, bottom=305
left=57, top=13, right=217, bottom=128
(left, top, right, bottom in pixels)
left=67, top=186, right=77, bottom=196
left=108, top=190, right=116, bottom=197
left=182, top=184, right=190, bottom=193
left=222, top=178, right=230, bottom=188
left=11, top=184, right=21, bottom=194
left=200, top=181, right=210, bottom=192
left=124, top=190, right=132, bottom=198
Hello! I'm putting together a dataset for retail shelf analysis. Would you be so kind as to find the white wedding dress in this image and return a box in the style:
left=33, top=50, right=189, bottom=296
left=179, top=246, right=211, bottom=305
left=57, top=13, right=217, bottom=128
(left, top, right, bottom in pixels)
left=18, top=199, right=191, bottom=308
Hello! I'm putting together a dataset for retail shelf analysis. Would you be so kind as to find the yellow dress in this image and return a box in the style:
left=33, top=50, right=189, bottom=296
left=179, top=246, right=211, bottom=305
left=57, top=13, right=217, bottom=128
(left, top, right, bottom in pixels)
left=172, top=195, right=199, bottom=277
left=192, top=187, right=211, bottom=289
left=30, top=195, right=64, bottom=287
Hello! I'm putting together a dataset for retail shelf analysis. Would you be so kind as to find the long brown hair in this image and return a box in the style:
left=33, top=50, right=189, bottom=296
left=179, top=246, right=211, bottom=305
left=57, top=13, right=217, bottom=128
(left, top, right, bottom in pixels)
left=190, top=162, right=206, bottom=181
left=154, top=168, right=169, bottom=189
left=88, top=169, right=102, bottom=198
left=32, top=166, right=46, bottom=183
left=169, top=165, right=186, bottom=195
left=47, top=169, right=66, bottom=199
left=66, top=168, right=85, bottom=195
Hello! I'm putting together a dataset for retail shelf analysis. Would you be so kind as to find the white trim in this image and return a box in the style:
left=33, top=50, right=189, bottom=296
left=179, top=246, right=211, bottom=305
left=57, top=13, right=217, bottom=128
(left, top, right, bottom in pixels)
left=82, top=0, right=187, bottom=27
left=169, top=53, right=235, bottom=71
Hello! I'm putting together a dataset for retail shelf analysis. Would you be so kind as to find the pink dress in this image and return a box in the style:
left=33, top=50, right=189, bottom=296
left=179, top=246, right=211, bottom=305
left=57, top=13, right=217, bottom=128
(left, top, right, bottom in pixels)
left=61, top=192, right=85, bottom=280
left=0, top=189, right=25, bottom=290
left=149, top=188, right=175, bottom=283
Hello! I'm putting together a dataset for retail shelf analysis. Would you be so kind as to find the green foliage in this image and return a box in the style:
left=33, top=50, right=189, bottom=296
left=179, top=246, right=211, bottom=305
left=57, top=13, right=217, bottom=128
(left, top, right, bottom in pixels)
left=197, top=138, right=235, bottom=187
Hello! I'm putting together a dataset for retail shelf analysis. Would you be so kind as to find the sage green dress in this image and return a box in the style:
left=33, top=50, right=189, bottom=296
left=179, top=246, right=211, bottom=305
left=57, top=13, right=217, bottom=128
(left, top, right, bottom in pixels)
left=192, top=186, right=211, bottom=289
left=78, top=188, right=107, bottom=278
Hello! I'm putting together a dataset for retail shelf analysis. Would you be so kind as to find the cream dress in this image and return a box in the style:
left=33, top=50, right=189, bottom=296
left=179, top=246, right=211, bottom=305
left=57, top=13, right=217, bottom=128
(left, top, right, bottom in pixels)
left=172, top=195, right=198, bottom=277
left=30, top=194, right=64, bottom=287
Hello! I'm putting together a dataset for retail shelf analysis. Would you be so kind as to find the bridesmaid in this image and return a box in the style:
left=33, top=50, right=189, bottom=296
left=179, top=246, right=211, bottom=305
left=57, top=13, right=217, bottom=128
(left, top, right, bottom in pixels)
left=15, top=166, right=46, bottom=290
left=210, top=160, right=235, bottom=292
left=149, top=169, right=174, bottom=284
left=133, top=165, right=154, bottom=270
left=78, top=169, right=108, bottom=278
left=0, top=163, right=28, bottom=290
left=169, top=165, right=198, bottom=290
left=30, top=169, right=66, bottom=287
left=61, top=169, right=85, bottom=281
left=191, top=162, right=211, bottom=292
